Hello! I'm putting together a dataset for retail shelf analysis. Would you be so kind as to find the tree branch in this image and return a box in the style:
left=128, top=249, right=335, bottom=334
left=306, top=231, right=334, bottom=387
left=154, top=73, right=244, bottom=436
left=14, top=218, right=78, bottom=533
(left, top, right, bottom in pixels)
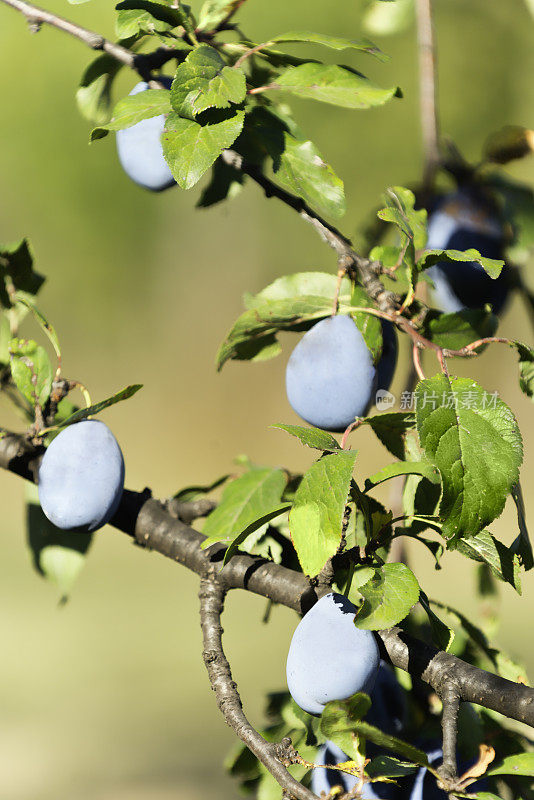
left=438, top=684, right=460, bottom=783
left=415, top=0, right=440, bottom=192
left=2, top=430, right=534, bottom=731
left=199, top=578, right=318, bottom=800
left=0, top=0, right=135, bottom=67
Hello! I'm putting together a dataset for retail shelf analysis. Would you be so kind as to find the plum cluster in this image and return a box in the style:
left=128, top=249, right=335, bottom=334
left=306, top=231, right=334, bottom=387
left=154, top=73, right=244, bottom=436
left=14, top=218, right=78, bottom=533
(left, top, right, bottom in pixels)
left=38, top=420, right=125, bottom=532
left=286, top=594, right=482, bottom=798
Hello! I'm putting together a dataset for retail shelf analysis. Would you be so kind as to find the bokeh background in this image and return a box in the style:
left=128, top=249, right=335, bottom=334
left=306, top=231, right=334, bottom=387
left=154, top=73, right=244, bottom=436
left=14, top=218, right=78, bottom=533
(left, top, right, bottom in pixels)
left=0, top=0, right=533, bottom=798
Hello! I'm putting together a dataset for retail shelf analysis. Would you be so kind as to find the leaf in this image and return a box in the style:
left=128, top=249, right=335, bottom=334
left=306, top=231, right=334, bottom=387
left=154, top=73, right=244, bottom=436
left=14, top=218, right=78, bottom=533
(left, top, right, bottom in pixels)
left=419, top=590, right=455, bottom=651
left=14, top=294, right=61, bottom=360
left=197, top=158, right=245, bottom=207
left=366, top=755, right=418, bottom=779
left=271, top=423, right=341, bottom=452
left=321, top=694, right=428, bottom=765
left=419, top=248, right=504, bottom=280
left=483, top=126, right=534, bottom=164
left=362, top=412, right=416, bottom=460
left=512, top=340, right=534, bottom=402
left=355, top=562, right=420, bottom=629
left=26, top=484, right=92, bottom=600
left=415, top=375, right=523, bottom=540
left=47, top=384, right=143, bottom=430
left=378, top=186, right=427, bottom=250
left=202, top=467, right=287, bottom=548
left=216, top=295, right=348, bottom=370
left=91, top=89, right=171, bottom=139
left=270, top=135, right=346, bottom=219
left=364, top=460, right=439, bottom=491
left=289, top=450, right=357, bottom=576
left=488, top=752, right=534, bottom=777
left=511, top=482, right=533, bottom=570
left=0, top=239, right=44, bottom=309
left=171, top=45, right=246, bottom=118
left=197, top=0, right=241, bottom=30
left=274, top=63, right=398, bottom=109
left=422, top=309, right=498, bottom=352
left=247, top=271, right=351, bottom=307
left=363, top=0, right=415, bottom=37
left=455, top=530, right=522, bottom=592
left=9, top=338, right=53, bottom=408
left=76, top=54, right=123, bottom=125
left=162, top=109, right=244, bottom=189
left=115, top=0, right=183, bottom=38
left=270, top=31, right=388, bottom=61
left=173, top=474, right=229, bottom=501
left=350, top=285, right=382, bottom=362
left=222, top=505, right=291, bottom=564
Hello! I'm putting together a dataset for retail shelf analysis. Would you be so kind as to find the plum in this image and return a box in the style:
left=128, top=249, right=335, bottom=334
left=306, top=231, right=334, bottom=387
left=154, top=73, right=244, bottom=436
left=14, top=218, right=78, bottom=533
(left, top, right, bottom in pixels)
left=116, top=79, right=175, bottom=192
left=286, top=592, right=380, bottom=716
left=366, top=660, right=406, bottom=736
left=425, top=190, right=509, bottom=314
left=38, top=420, right=125, bottom=533
left=311, top=740, right=400, bottom=799
left=375, top=321, right=398, bottom=395
left=285, top=315, right=376, bottom=431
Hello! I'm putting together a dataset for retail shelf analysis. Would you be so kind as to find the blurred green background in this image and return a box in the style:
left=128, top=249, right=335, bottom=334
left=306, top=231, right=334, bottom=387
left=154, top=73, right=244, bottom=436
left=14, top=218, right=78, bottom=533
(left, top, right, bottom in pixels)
left=0, top=0, right=533, bottom=798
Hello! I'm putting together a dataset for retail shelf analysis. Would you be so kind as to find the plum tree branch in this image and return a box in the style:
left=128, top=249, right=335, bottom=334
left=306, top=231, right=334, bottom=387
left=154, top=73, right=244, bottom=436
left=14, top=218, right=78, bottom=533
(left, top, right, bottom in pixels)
left=1, top=429, right=534, bottom=732
left=199, top=578, right=318, bottom=800
left=0, top=0, right=135, bottom=68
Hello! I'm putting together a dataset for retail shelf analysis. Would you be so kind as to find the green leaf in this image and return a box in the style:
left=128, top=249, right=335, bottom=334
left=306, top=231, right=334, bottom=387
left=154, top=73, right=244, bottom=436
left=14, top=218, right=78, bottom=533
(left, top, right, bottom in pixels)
left=364, top=461, right=439, bottom=491
left=247, top=271, right=351, bottom=307
left=350, top=285, right=383, bottom=362
left=270, top=31, right=388, bottom=60
left=355, top=562, right=420, bottom=629
left=419, top=248, right=504, bottom=280
left=91, top=89, right=171, bottom=139
left=9, top=338, right=53, bottom=408
left=162, top=109, right=244, bottom=189
left=363, top=413, right=416, bottom=460
left=289, top=450, right=357, bottom=576
left=216, top=295, right=349, bottom=370
left=115, top=0, right=183, bottom=38
left=271, top=135, right=346, bottom=219
left=274, top=63, right=398, bottom=109
left=511, top=482, right=533, bottom=570
left=0, top=314, right=10, bottom=365
left=46, top=384, right=143, bottom=430
left=378, top=186, right=427, bottom=250
left=422, top=309, right=498, bottom=352
left=271, top=423, right=341, bottom=452
left=512, top=340, right=534, bottom=402
left=456, top=530, right=522, bottom=593
left=197, top=158, right=244, bottom=207
left=202, top=467, right=287, bottom=548
left=76, top=54, right=123, bottom=125
left=0, top=239, right=44, bottom=309
left=419, top=590, right=455, bottom=651
left=222, top=505, right=291, bottom=564
left=14, top=294, right=61, bottom=360
left=26, top=484, right=92, bottom=600
left=321, top=694, right=428, bottom=765
left=197, top=0, right=241, bottom=30
left=171, top=45, right=246, bottom=118
left=366, top=755, right=418, bottom=779
left=488, top=753, right=534, bottom=777
left=415, top=375, right=523, bottom=540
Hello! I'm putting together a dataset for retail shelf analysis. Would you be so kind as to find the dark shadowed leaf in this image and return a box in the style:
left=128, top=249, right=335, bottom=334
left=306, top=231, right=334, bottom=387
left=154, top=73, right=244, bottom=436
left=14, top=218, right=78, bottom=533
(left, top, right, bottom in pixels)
left=456, top=530, right=522, bottom=592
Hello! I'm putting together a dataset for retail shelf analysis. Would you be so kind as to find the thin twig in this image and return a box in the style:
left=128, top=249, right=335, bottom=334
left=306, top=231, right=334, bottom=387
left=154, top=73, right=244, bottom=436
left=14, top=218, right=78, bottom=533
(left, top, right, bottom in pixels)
left=0, top=0, right=135, bottom=67
left=199, top=578, right=317, bottom=800
left=415, top=0, right=440, bottom=192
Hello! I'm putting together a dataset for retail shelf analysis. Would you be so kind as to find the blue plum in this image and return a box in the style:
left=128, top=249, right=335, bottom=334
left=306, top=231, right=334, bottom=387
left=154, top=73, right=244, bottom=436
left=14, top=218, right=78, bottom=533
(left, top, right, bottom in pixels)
left=38, top=420, right=125, bottom=533
left=366, top=660, right=406, bottom=737
left=116, top=79, right=175, bottom=192
left=375, top=321, right=398, bottom=395
left=285, top=315, right=379, bottom=431
left=426, top=191, right=509, bottom=314
left=286, top=592, right=380, bottom=716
